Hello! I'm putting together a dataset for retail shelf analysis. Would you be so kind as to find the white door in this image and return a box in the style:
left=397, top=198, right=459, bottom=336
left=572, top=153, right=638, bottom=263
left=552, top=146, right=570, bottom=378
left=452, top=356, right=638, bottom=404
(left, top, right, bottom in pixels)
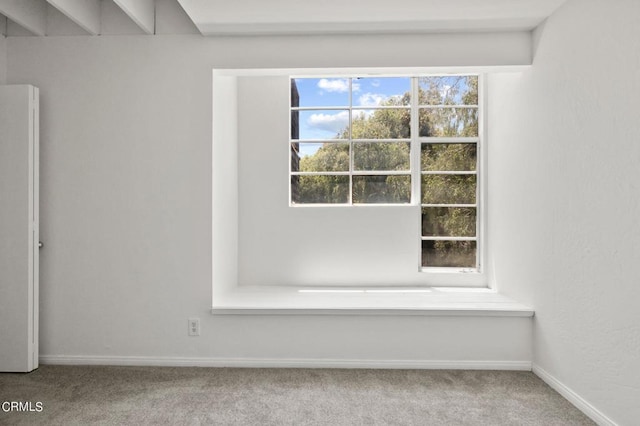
left=0, top=85, right=39, bottom=372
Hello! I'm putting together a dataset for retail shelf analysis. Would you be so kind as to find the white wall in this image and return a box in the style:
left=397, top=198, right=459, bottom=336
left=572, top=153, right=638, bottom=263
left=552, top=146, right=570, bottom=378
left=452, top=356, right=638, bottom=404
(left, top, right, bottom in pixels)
left=0, top=13, right=5, bottom=82
left=5, top=32, right=532, bottom=366
left=489, top=0, right=640, bottom=423
left=0, top=36, right=5, bottom=84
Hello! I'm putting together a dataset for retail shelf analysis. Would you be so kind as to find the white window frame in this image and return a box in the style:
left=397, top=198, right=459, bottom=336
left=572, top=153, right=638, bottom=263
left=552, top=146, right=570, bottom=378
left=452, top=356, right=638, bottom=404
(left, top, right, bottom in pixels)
left=289, top=77, right=412, bottom=206
left=289, top=73, right=486, bottom=280
left=417, top=75, right=484, bottom=275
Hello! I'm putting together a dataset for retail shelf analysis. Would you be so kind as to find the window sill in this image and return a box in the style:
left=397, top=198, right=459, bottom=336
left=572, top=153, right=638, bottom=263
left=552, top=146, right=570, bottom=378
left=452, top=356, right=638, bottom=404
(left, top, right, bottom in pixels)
left=211, top=286, right=534, bottom=317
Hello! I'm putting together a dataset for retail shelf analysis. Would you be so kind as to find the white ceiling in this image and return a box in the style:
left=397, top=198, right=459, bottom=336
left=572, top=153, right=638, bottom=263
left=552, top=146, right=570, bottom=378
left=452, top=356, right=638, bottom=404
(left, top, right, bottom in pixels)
left=0, top=0, right=568, bottom=37
left=176, top=0, right=569, bottom=35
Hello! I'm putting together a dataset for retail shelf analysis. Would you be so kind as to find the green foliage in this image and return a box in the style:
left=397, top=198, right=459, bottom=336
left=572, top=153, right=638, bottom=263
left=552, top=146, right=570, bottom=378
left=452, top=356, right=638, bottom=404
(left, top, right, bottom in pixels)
left=294, top=175, right=348, bottom=204
left=421, top=175, right=476, bottom=205
left=354, top=142, right=410, bottom=171
left=422, top=207, right=476, bottom=237
left=418, top=76, right=479, bottom=138
left=422, top=240, right=476, bottom=268
left=421, top=144, right=476, bottom=171
left=299, top=143, right=349, bottom=172
left=347, top=107, right=411, bottom=140
left=353, top=175, right=411, bottom=204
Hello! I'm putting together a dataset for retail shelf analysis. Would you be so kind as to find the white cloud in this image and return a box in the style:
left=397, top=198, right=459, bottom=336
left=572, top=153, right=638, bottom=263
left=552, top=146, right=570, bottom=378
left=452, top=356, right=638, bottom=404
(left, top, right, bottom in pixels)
left=317, top=78, right=360, bottom=93
left=306, top=111, right=349, bottom=134
left=357, top=92, right=387, bottom=107
left=317, top=78, right=349, bottom=93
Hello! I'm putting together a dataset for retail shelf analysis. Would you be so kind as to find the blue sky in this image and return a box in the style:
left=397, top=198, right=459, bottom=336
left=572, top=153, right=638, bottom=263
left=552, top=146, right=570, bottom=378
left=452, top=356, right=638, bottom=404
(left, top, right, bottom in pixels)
left=293, top=77, right=410, bottom=143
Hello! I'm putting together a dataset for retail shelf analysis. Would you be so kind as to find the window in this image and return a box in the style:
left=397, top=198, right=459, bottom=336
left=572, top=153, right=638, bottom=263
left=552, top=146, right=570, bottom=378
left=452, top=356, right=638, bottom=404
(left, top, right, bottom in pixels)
left=419, top=76, right=479, bottom=270
left=290, top=77, right=412, bottom=205
left=290, top=75, right=481, bottom=271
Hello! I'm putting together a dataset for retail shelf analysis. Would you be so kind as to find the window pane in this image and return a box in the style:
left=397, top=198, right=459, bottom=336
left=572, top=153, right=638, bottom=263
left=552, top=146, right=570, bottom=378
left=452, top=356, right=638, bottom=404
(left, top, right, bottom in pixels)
left=353, top=77, right=411, bottom=107
left=422, top=240, right=476, bottom=268
left=353, top=142, right=410, bottom=171
left=292, top=78, right=350, bottom=107
left=421, top=143, right=476, bottom=171
left=421, top=175, right=476, bottom=204
left=294, top=110, right=349, bottom=140
left=353, top=175, right=411, bottom=204
left=292, top=143, right=349, bottom=172
left=418, top=108, right=478, bottom=137
left=418, top=76, right=478, bottom=105
left=422, top=207, right=476, bottom=237
left=291, top=175, right=349, bottom=204
left=351, top=109, right=410, bottom=139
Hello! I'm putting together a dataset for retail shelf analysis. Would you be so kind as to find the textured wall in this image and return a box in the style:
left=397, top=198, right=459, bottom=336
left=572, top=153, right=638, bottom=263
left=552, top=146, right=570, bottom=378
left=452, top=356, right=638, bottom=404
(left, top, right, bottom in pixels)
left=489, top=0, right=640, bottom=423
left=0, top=36, right=6, bottom=84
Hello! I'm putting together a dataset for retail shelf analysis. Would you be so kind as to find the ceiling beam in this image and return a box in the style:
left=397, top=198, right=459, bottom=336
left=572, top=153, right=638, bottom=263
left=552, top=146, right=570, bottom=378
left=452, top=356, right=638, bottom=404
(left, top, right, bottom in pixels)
left=174, top=0, right=201, bottom=35
left=112, top=0, right=154, bottom=35
left=46, top=0, right=101, bottom=35
left=0, top=0, right=46, bottom=36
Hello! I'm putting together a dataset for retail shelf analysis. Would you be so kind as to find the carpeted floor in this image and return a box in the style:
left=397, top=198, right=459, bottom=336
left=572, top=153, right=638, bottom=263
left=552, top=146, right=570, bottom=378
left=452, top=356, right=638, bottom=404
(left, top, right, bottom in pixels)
left=0, top=366, right=594, bottom=425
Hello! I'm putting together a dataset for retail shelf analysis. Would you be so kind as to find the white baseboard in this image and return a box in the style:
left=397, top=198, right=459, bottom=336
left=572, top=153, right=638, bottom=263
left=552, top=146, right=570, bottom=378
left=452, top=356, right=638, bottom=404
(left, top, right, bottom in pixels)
left=532, top=364, right=617, bottom=426
left=40, top=355, right=531, bottom=371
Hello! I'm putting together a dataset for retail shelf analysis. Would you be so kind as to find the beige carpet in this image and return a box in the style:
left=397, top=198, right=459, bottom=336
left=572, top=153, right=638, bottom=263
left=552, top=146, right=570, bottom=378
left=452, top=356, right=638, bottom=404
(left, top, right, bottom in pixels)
left=0, top=366, right=594, bottom=425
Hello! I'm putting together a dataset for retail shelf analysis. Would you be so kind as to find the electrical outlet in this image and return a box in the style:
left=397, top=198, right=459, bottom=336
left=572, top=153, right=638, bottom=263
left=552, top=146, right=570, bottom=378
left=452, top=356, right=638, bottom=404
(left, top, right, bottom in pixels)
left=188, top=318, right=200, bottom=336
